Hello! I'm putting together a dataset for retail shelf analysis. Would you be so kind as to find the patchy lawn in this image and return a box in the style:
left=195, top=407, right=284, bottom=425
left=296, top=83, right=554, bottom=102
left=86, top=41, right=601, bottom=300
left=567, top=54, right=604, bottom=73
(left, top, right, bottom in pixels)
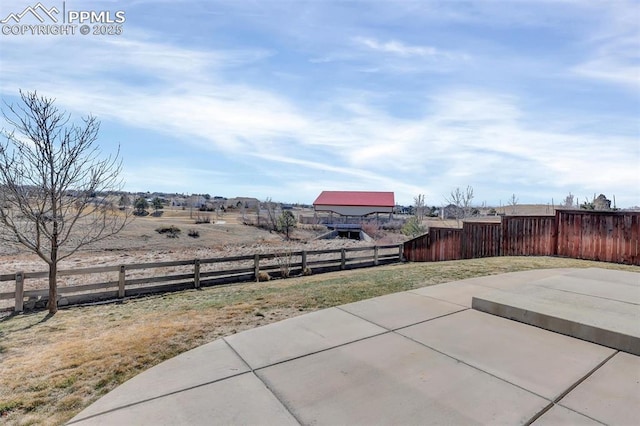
left=0, top=256, right=638, bottom=425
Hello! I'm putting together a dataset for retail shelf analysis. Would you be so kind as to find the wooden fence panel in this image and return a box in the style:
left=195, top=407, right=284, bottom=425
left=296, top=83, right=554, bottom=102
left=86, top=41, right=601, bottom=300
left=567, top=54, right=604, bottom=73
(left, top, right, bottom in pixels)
left=462, top=222, right=501, bottom=259
left=403, top=233, right=429, bottom=262
left=502, top=216, right=555, bottom=256
left=431, top=228, right=462, bottom=262
left=403, top=228, right=462, bottom=262
left=404, top=210, right=639, bottom=265
left=556, top=210, right=639, bottom=265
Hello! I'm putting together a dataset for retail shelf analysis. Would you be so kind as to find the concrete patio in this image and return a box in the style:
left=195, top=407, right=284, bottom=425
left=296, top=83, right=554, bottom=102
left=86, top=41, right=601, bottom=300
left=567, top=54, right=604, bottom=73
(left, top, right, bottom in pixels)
left=68, top=268, right=639, bottom=425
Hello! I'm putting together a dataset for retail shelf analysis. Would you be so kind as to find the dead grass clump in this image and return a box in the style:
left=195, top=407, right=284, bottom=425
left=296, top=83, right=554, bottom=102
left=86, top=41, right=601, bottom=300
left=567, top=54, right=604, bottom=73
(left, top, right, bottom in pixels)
left=257, top=271, right=271, bottom=281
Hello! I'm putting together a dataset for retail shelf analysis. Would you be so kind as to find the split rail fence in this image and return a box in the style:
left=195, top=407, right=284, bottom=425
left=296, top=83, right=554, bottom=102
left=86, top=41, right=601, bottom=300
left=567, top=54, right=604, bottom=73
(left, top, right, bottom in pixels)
left=0, top=244, right=402, bottom=313
left=404, top=210, right=639, bottom=266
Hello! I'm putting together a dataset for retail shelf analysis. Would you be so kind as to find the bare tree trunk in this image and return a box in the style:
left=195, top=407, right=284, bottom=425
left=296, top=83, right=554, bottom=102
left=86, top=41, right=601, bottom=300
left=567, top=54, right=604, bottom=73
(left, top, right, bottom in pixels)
left=48, top=218, right=59, bottom=313
left=47, top=261, right=58, bottom=314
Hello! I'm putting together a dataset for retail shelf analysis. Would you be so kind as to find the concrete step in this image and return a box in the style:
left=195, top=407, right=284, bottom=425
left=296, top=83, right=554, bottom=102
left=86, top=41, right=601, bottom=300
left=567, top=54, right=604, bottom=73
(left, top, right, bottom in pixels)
left=472, top=268, right=640, bottom=355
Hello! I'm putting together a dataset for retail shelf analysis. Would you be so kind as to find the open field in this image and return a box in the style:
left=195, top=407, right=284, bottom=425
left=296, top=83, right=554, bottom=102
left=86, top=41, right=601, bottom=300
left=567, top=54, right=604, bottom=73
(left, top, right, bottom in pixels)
left=0, top=208, right=399, bottom=301
left=0, top=207, right=406, bottom=272
left=1, top=256, right=638, bottom=425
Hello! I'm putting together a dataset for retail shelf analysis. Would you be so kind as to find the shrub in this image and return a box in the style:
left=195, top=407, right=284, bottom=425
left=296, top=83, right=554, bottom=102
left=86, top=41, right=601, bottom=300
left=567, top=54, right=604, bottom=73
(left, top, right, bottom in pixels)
left=134, top=197, right=149, bottom=216
left=257, top=271, right=271, bottom=282
left=361, top=222, right=381, bottom=239
left=382, top=220, right=403, bottom=231
left=155, top=225, right=181, bottom=238
left=194, top=214, right=211, bottom=224
left=187, top=229, right=200, bottom=238
left=275, top=249, right=293, bottom=278
left=402, top=217, right=426, bottom=238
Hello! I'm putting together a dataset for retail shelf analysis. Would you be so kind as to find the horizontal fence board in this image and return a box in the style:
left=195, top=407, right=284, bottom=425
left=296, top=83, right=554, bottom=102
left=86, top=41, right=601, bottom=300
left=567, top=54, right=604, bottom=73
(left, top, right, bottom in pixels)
left=24, top=271, right=48, bottom=279
left=345, top=247, right=374, bottom=253
left=305, top=249, right=343, bottom=256
left=0, top=274, right=15, bottom=282
left=305, top=259, right=341, bottom=268
left=126, top=282, right=194, bottom=297
left=258, top=251, right=305, bottom=260
left=378, top=254, right=401, bottom=261
left=125, top=273, right=195, bottom=286
left=199, top=254, right=255, bottom=264
left=58, top=265, right=120, bottom=276
left=124, top=259, right=195, bottom=270
left=58, top=281, right=118, bottom=294
left=260, top=263, right=304, bottom=272
left=24, top=289, right=48, bottom=298
left=200, top=267, right=255, bottom=278
left=347, top=254, right=375, bottom=262
left=0, top=292, right=15, bottom=300
left=200, top=273, right=257, bottom=287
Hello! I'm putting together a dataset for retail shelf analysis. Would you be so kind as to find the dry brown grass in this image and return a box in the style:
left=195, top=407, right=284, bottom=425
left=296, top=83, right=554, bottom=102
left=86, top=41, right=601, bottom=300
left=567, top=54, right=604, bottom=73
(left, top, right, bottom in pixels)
left=1, top=256, right=638, bottom=425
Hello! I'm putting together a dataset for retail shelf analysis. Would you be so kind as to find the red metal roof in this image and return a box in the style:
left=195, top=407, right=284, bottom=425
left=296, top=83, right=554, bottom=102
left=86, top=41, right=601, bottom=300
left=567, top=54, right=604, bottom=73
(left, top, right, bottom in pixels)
left=313, top=191, right=395, bottom=207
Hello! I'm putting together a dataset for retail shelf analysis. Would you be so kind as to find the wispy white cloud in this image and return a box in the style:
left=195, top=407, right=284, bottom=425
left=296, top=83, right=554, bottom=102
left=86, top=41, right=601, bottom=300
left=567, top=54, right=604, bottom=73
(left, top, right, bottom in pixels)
left=570, top=1, right=640, bottom=89
left=354, top=37, right=440, bottom=57
left=572, top=35, right=640, bottom=89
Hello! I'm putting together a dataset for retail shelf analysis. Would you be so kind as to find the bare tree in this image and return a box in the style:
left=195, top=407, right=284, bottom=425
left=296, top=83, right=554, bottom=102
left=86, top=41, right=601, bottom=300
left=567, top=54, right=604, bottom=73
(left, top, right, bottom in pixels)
left=264, top=197, right=279, bottom=231
left=413, top=194, right=426, bottom=221
left=445, top=185, right=474, bottom=226
left=0, top=90, right=131, bottom=314
left=507, top=193, right=519, bottom=214
left=562, top=192, right=575, bottom=208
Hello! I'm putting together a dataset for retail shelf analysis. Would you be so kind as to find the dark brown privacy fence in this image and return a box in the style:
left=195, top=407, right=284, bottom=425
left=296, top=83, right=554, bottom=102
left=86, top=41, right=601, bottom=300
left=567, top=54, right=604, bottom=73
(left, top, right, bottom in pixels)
left=404, top=210, right=639, bottom=266
left=1, top=245, right=402, bottom=313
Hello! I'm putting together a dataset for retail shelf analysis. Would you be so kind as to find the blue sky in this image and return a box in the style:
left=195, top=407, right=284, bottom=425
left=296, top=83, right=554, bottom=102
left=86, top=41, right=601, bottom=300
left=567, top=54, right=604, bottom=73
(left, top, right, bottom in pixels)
left=0, top=0, right=638, bottom=207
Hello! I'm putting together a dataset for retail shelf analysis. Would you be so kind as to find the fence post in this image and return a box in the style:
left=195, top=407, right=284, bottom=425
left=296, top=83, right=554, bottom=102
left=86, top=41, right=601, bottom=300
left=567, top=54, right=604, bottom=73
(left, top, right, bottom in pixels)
left=340, top=249, right=346, bottom=270
left=301, top=250, right=307, bottom=273
left=118, top=265, right=125, bottom=298
left=254, top=254, right=260, bottom=282
left=15, top=271, right=24, bottom=313
left=398, top=243, right=404, bottom=261
left=194, top=259, right=200, bottom=289
left=374, top=246, right=379, bottom=266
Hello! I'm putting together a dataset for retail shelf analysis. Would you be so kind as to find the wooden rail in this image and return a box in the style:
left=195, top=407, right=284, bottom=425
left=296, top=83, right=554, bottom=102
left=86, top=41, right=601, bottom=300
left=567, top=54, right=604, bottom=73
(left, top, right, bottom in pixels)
left=0, top=244, right=402, bottom=313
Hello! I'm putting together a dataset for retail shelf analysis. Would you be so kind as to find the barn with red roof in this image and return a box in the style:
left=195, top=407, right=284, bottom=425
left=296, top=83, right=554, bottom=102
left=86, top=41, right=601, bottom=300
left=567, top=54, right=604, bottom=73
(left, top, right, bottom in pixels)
left=313, top=191, right=395, bottom=217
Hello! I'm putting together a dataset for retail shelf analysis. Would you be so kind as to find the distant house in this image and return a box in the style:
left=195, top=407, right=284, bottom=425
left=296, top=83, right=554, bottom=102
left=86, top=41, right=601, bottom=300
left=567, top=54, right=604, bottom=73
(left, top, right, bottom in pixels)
left=313, top=191, right=395, bottom=217
left=227, top=197, right=260, bottom=209
left=442, top=204, right=464, bottom=220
